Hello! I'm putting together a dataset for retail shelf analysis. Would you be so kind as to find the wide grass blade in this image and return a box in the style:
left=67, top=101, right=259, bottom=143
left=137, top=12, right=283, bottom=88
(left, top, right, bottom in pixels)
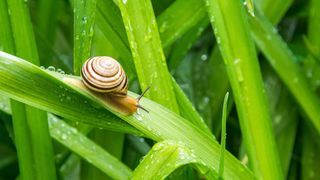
left=117, top=0, right=180, bottom=113
left=73, top=0, right=97, bottom=75
left=249, top=10, right=320, bottom=133
left=95, top=0, right=134, bottom=77
left=256, top=0, right=293, bottom=24
left=0, top=52, right=255, bottom=179
left=172, top=80, right=212, bottom=136
left=0, top=98, right=133, bottom=180
left=205, top=0, right=283, bottom=178
left=167, top=18, right=208, bottom=70
left=5, top=0, right=57, bottom=179
left=262, top=62, right=298, bottom=176
left=157, top=0, right=207, bottom=49
left=131, top=140, right=202, bottom=179
left=49, top=114, right=132, bottom=180
left=0, top=51, right=140, bottom=135
left=97, top=0, right=211, bottom=134
left=301, top=0, right=320, bottom=178
left=0, top=0, right=14, bottom=53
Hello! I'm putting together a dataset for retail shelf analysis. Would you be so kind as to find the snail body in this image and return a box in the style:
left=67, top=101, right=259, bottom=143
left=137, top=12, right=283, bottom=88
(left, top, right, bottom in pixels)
left=81, top=56, right=146, bottom=115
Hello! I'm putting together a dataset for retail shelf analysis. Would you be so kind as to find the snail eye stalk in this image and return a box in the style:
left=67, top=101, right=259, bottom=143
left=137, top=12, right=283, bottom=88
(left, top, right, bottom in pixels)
left=137, top=86, right=151, bottom=101
left=137, top=104, right=149, bottom=113
left=136, top=86, right=151, bottom=113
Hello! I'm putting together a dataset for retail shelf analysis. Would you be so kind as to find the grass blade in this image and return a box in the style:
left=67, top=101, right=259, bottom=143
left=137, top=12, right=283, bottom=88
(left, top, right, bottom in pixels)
left=96, top=0, right=134, bottom=77
left=73, top=0, right=97, bottom=75
left=218, top=92, right=229, bottom=178
left=0, top=52, right=255, bottom=179
left=157, top=0, right=207, bottom=49
left=48, top=114, right=132, bottom=180
left=256, top=0, right=293, bottom=24
left=117, top=0, right=179, bottom=113
left=167, top=18, right=208, bottom=70
left=249, top=10, right=320, bottom=133
left=6, top=0, right=57, bottom=179
left=301, top=0, right=320, bottom=179
left=97, top=0, right=211, bottom=134
left=205, top=0, right=283, bottom=178
left=0, top=100, right=132, bottom=180
left=0, top=0, right=14, bottom=53
left=0, top=51, right=140, bottom=135
left=132, top=140, right=210, bottom=179
left=262, top=62, right=298, bottom=176
left=172, top=79, right=212, bottom=136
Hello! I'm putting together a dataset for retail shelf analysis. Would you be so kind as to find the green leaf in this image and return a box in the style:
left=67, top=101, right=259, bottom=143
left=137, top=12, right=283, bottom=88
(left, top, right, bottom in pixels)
left=205, top=0, right=283, bottom=178
left=157, top=0, right=207, bottom=49
left=74, top=0, right=97, bottom=75
left=5, top=0, right=57, bottom=179
left=218, top=92, right=229, bottom=178
left=49, top=114, right=132, bottom=180
left=132, top=140, right=207, bottom=179
left=249, top=10, right=320, bottom=134
left=97, top=0, right=211, bottom=134
left=117, top=0, right=180, bottom=113
left=0, top=97, right=133, bottom=180
left=0, top=52, right=255, bottom=179
left=0, top=51, right=140, bottom=135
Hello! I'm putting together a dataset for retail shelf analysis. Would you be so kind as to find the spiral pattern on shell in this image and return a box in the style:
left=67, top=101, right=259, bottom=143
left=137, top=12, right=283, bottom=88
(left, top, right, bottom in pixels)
left=81, top=56, right=128, bottom=94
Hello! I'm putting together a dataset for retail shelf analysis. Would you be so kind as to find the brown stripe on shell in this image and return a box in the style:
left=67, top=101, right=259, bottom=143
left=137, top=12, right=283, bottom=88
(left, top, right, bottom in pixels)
left=81, top=56, right=128, bottom=94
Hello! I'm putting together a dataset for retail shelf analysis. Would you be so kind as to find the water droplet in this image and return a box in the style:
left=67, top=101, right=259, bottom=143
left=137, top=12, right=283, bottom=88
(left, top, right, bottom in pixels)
left=307, top=70, right=313, bottom=78
left=201, top=54, right=208, bottom=61
left=210, top=16, right=215, bottom=23
left=134, top=114, right=143, bottom=121
left=243, top=0, right=255, bottom=17
left=47, top=66, right=55, bottom=71
left=144, top=30, right=152, bottom=42
left=274, top=114, right=282, bottom=124
left=81, top=30, right=86, bottom=36
left=71, top=128, right=77, bottom=133
left=216, top=37, right=221, bottom=44
left=89, top=26, right=94, bottom=37
left=61, top=133, right=67, bottom=140
left=272, top=27, right=278, bottom=33
left=57, top=68, right=65, bottom=74
left=122, top=0, right=127, bottom=4
left=82, top=16, right=87, bottom=24
left=159, top=21, right=168, bottom=33
left=233, top=58, right=244, bottom=82
left=205, top=0, right=210, bottom=7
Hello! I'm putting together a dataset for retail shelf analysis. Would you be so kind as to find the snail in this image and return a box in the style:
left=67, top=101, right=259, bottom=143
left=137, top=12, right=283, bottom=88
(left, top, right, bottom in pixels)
left=81, top=56, right=149, bottom=115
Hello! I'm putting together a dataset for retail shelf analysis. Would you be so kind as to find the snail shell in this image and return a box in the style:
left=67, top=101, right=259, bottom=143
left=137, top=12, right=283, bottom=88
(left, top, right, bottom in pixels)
left=81, top=56, right=143, bottom=115
left=81, top=56, right=128, bottom=95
